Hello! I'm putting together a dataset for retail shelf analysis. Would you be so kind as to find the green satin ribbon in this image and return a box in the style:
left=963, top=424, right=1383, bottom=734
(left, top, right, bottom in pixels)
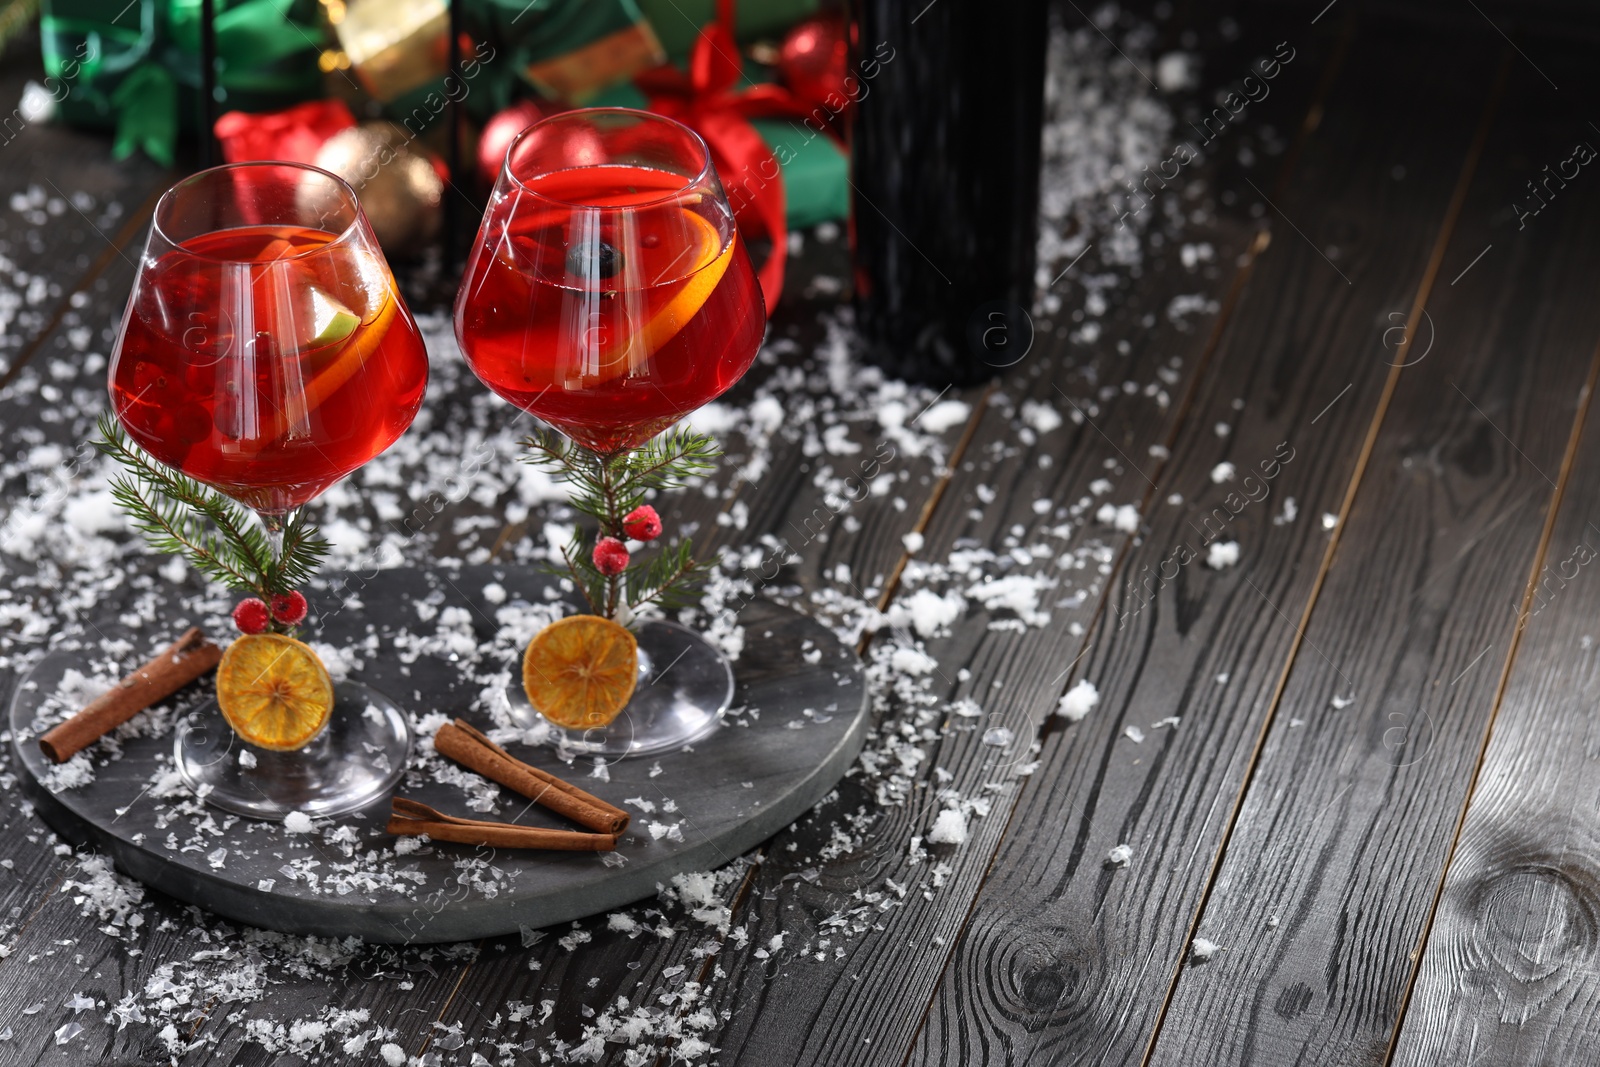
left=110, top=62, right=177, bottom=164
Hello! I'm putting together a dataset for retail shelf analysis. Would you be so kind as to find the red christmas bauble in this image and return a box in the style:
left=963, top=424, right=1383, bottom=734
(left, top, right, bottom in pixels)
left=779, top=16, right=849, bottom=112
left=478, top=99, right=556, bottom=185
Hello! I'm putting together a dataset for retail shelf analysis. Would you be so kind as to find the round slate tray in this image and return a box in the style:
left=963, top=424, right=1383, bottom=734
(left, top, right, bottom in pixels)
left=9, top=565, right=869, bottom=943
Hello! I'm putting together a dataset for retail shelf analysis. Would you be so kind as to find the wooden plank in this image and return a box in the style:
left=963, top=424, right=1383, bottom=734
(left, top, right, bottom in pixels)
left=1386, top=51, right=1600, bottom=1067
left=394, top=872, right=762, bottom=1066
left=666, top=15, right=1337, bottom=1065
left=900, top=18, right=1505, bottom=1067
left=0, top=891, right=237, bottom=1063
left=0, top=863, right=485, bottom=1064
left=0, top=30, right=169, bottom=388
left=697, top=242, right=1243, bottom=1065
left=1145, top=46, right=1600, bottom=1067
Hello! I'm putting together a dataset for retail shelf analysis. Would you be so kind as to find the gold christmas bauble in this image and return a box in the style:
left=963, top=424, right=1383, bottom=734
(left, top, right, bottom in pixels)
left=313, top=122, right=443, bottom=258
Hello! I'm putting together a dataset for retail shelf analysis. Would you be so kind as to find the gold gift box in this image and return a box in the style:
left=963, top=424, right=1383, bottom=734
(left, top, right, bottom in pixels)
left=335, top=0, right=451, bottom=103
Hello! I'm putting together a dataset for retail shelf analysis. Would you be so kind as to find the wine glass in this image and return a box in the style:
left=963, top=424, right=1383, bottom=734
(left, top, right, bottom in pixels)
left=108, top=162, right=429, bottom=818
left=455, top=108, right=767, bottom=756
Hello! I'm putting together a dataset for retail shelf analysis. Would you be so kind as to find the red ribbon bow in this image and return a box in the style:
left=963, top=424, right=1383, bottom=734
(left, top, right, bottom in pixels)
left=635, top=0, right=838, bottom=309
left=215, top=99, right=358, bottom=167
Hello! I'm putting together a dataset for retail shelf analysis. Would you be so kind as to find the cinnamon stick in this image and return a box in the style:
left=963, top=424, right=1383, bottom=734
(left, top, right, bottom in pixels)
left=386, top=797, right=617, bottom=851
left=39, top=627, right=222, bottom=764
left=432, top=719, right=630, bottom=835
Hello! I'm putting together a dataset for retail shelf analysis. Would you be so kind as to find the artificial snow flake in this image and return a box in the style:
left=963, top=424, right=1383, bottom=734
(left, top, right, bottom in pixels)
left=926, top=809, right=968, bottom=846
left=1206, top=542, right=1240, bottom=569
left=917, top=400, right=971, bottom=433
left=1058, top=679, right=1100, bottom=721
left=1096, top=503, right=1140, bottom=532
left=282, top=811, right=315, bottom=835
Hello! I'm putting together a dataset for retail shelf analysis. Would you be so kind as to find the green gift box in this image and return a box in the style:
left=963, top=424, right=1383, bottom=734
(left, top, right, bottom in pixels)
left=41, top=0, right=326, bottom=165
left=743, top=116, right=847, bottom=229
left=637, top=0, right=819, bottom=62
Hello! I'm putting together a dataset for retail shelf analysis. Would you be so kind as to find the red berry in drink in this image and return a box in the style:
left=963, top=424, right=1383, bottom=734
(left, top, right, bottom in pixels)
left=271, top=591, right=309, bottom=626
left=593, top=536, right=630, bottom=576
left=232, top=598, right=271, bottom=635
left=623, top=504, right=663, bottom=541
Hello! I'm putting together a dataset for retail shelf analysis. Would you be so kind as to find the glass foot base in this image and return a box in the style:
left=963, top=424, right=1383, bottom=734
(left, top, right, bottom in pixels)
left=511, top=619, right=735, bottom=759
left=174, top=680, right=413, bottom=821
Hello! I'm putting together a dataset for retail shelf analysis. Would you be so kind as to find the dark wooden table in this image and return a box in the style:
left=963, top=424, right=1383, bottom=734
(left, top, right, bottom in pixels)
left=2, top=2, right=1599, bottom=1064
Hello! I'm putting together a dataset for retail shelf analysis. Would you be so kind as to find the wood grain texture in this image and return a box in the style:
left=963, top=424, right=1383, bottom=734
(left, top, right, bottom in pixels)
left=0, top=30, right=168, bottom=389
left=672, top=15, right=1321, bottom=1061
left=1148, top=43, right=1600, bottom=1067
left=901, top=19, right=1500, bottom=1067
left=3, top=7, right=1596, bottom=1067
left=1386, top=49, right=1600, bottom=1067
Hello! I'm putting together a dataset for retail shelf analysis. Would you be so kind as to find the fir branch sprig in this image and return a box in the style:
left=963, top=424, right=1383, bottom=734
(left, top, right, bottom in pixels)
left=624, top=537, right=704, bottom=613
left=94, top=415, right=330, bottom=622
left=523, top=427, right=718, bottom=620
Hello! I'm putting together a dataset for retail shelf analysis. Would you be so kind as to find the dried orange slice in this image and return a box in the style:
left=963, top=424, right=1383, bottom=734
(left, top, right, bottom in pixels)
left=523, top=616, right=639, bottom=729
left=216, top=634, right=335, bottom=751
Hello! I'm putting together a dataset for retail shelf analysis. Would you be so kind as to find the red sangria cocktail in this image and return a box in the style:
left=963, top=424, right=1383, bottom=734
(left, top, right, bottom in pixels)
left=105, top=162, right=425, bottom=819
left=113, top=222, right=427, bottom=515
left=457, top=155, right=763, bottom=453
left=456, top=109, right=766, bottom=757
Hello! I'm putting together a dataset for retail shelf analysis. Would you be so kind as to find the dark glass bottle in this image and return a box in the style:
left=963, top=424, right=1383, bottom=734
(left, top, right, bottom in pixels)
left=848, top=0, right=1049, bottom=385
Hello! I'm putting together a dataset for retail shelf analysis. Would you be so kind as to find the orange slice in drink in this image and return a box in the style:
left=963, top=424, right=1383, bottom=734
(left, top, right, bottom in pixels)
left=522, top=615, right=639, bottom=729
left=603, top=211, right=735, bottom=377
left=502, top=211, right=736, bottom=391
left=215, top=634, right=335, bottom=751
left=257, top=251, right=402, bottom=442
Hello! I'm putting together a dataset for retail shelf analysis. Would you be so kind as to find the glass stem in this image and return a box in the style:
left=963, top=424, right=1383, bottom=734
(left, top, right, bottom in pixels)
left=596, top=449, right=623, bottom=620
left=259, top=510, right=290, bottom=596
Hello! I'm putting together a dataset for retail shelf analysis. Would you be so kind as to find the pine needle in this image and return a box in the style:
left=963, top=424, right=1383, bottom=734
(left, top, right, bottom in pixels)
left=94, top=414, right=329, bottom=611
left=521, top=426, right=721, bottom=617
